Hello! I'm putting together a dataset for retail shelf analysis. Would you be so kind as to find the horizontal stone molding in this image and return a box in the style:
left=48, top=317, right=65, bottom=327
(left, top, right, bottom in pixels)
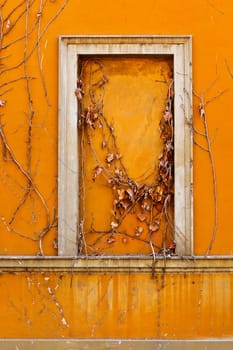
left=0, top=256, right=232, bottom=273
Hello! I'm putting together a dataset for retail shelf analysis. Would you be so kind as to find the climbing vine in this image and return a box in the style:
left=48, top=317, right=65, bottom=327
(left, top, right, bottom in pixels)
left=0, top=0, right=69, bottom=255
left=192, top=81, right=227, bottom=255
left=76, top=58, right=176, bottom=258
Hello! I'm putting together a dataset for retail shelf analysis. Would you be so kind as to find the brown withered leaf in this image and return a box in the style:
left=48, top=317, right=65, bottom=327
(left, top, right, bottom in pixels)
left=115, top=168, right=122, bottom=176
left=135, top=226, right=143, bottom=237
left=141, top=200, right=151, bottom=211
left=163, top=110, right=172, bottom=122
left=169, top=240, right=176, bottom=251
left=126, top=188, right=134, bottom=200
left=122, top=237, right=128, bottom=244
left=166, top=140, right=173, bottom=151
left=158, top=152, right=163, bottom=160
left=95, top=119, right=103, bottom=128
left=108, top=178, right=115, bottom=187
left=106, top=153, right=115, bottom=163
left=110, top=221, right=118, bottom=229
left=149, top=220, right=160, bottom=232
left=114, top=168, right=126, bottom=182
left=102, top=140, right=107, bottom=148
left=117, top=189, right=126, bottom=201
left=92, top=165, right=103, bottom=181
left=107, top=236, right=115, bottom=244
left=120, top=198, right=131, bottom=210
left=93, top=112, right=99, bottom=120
left=136, top=212, right=147, bottom=222
left=75, top=87, right=84, bottom=101
left=154, top=185, right=165, bottom=202
left=115, top=153, right=122, bottom=160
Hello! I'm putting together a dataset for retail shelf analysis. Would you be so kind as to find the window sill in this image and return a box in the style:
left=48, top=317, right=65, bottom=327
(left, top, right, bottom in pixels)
left=0, top=256, right=232, bottom=273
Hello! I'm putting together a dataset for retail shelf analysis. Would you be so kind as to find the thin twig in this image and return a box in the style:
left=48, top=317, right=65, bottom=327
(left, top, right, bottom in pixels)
left=0, top=0, right=69, bottom=76
left=3, top=0, right=35, bottom=36
left=194, top=138, right=209, bottom=152
left=24, top=0, right=34, bottom=176
left=0, top=75, right=35, bottom=89
left=0, top=0, right=8, bottom=10
left=202, top=106, right=218, bottom=255
left=193, top=90, right=220, bottom=255
left=37, top=0, right=51, bottom=106
left=8, top=189, right=30, bottom=224
left=0, top=125, right=50, bottom=226
left=225, top=59, right=233, bottom=78
left=1, top=18, right=38, bottom=50
left=206, top=0, right=224, bottom=15
left=4, top=0, right=27, bottom=22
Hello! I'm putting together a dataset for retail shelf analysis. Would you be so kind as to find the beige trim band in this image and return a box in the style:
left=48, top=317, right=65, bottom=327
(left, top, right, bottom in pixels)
left=0, top=339, right=233, bottom=349
left=0, top=257, right=232, bottom=273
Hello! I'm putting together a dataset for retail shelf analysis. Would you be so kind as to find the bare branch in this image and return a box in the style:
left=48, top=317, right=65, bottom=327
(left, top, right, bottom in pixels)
left=0, top=75, right=34, bottom=89
left=37, top=0, right=51, bottom=106
left=194, top=138, right=209, bottom=152
left=225, top=59, right=233, bottom=78
left=0, top=125, right=50, bottom=227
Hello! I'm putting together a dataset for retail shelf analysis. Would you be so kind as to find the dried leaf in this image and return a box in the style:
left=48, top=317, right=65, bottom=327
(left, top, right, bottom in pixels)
left=115, top=153, right=122, bottom=160
left=107, top=236, right=115, bottom=244
left=115, top=168, right=122, bottom=176
left=96, top=119, right=103, bottom=128
left=149, top=220, right=160, bottom=232
left=93, top=112, right=99, bottom=120
left=117, top=188, right=126, bottom=200
left=149, top=224, right=159, bottom=232
left=75, top=87, right=84, bottom=101
left=106, top=153, right=115, bottom=163
left=78, top=118, right=82, bottom=128
left=53, top=238, right=58, bottom=249
left=6, top=19, right=11, bottom=30
left=141, top=200, right=151, bottom=211
left=120, top=198, right=131, bottom=210
left=199, top=104, right=205, bottom=117
left=163, top=110, right=172, bottom=122
left=126, top=188, right=134, bottom=200
left=92, top=165, right=103, bottom=181
left=102, top=140, right=107, bottom=148
left=158, top=153, right=163, bottom=160
left=136, top=212, right=147, bottom=222
left=166, top=140, right=173, bottom=151
left=169, top=240, right=176, bottom=251
left=108, top=178, right=115, bottom=187
left=110, top=221, right=118, bottom=229
left=135, top=226, right=143, bottom=236
left=154, top=185, right=165, bottom=202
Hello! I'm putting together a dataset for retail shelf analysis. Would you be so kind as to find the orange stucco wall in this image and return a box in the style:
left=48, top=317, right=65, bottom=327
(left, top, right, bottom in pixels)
left=0, top=272, right=232, bottom=339
left=0, top=0, right=232, bottom=339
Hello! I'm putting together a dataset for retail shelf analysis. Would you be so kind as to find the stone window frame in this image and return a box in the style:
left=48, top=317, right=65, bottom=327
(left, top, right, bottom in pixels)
left=58, top=35, right=193, bottom=258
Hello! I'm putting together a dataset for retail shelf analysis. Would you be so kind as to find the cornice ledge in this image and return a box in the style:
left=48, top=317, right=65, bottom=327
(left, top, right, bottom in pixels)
left=0, top=256, right=232, bottom=273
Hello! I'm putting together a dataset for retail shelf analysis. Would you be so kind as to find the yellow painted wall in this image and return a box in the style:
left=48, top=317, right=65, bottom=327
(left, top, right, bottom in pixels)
left=0, top=0, right=232, bottom=339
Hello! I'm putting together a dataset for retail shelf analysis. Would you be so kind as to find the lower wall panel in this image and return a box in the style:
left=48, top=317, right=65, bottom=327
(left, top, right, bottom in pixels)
left=1, top=340, right=233, bottom=350
left=0, top=273, right=232, bottom=338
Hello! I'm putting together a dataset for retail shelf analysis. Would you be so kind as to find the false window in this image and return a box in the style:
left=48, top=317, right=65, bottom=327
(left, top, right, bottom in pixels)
left=58, top=35, right=193, bottom=258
